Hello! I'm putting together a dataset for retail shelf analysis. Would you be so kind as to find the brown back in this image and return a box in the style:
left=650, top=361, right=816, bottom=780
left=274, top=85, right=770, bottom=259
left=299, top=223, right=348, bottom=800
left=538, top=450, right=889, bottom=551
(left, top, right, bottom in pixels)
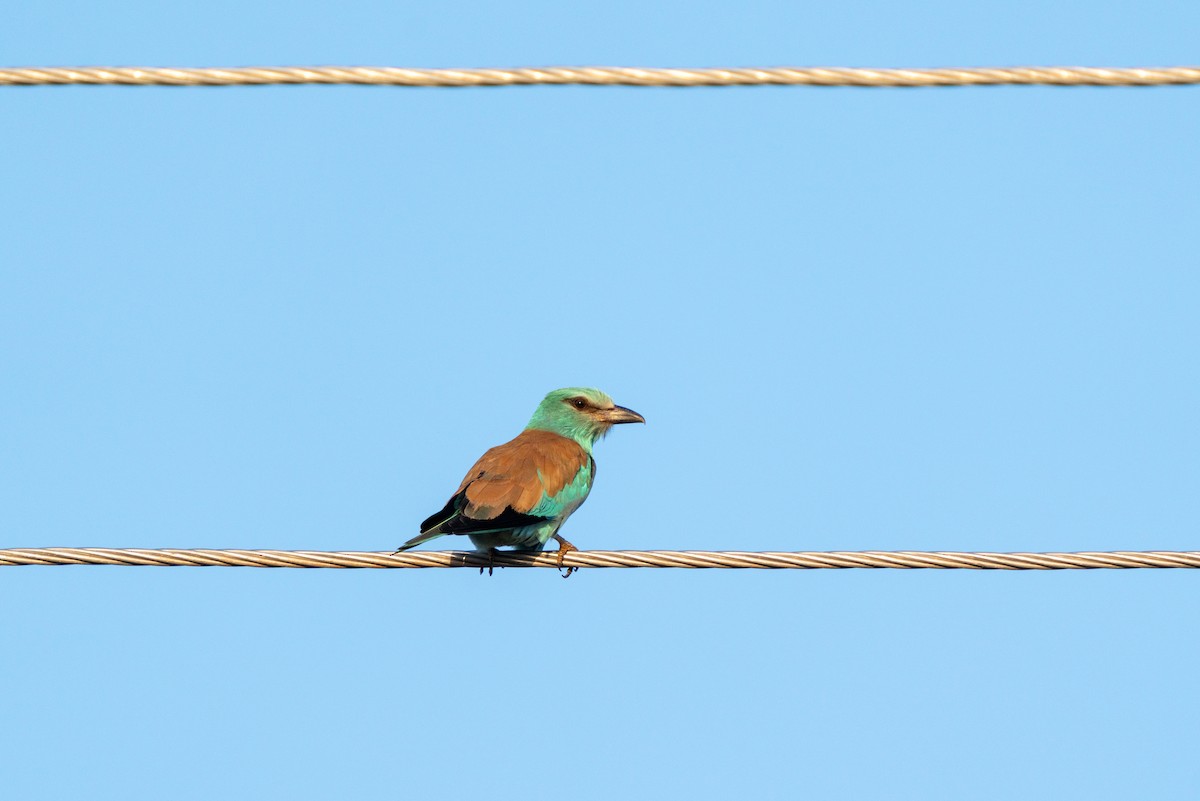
left=456, top=429, right=590, bottom=520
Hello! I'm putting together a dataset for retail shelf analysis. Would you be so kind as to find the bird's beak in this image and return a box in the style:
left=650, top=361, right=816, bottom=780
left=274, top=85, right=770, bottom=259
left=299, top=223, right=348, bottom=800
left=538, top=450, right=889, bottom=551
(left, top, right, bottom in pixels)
left=604, top=405, right=646, bottom=425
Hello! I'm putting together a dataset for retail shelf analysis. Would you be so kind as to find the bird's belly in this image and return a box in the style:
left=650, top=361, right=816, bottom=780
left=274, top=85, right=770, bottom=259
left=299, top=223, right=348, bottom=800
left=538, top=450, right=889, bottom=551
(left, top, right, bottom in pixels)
left=468, top=522, right=558, bottom=552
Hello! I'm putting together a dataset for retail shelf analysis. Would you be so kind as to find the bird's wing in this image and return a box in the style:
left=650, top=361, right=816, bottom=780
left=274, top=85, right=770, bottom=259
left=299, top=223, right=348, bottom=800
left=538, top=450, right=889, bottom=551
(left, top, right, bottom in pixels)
left=419, top=429, right=591, bottom=537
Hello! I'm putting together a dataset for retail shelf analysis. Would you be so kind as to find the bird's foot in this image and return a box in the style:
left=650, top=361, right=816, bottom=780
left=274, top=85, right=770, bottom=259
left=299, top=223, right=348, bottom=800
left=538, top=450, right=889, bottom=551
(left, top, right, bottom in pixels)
left=479, top=549, right=497, bottom=577
left=553, top=535, right=579, bottom=579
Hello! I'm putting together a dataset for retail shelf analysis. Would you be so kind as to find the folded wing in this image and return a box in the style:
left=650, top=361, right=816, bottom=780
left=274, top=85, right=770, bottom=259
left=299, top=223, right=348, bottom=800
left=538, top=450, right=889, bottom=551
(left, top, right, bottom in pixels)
left=401, top=429, right=591, bottom=549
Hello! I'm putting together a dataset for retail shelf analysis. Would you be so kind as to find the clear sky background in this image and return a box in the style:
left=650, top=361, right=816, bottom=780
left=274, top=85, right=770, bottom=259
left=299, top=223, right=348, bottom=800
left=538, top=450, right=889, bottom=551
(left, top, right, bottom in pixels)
left=2, top=2, right=1199, bottom=799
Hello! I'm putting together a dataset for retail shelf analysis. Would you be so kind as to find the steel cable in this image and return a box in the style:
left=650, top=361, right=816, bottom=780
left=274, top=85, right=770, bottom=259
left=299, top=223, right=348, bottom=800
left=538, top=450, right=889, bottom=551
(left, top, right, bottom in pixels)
left=2, top=65, right=1199, bottom=88
left=2, top=547, right=1199, bottom=570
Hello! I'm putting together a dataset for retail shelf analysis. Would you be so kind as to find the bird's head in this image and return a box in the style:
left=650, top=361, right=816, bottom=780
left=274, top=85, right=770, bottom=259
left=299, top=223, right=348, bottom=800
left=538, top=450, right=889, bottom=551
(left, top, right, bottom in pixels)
left=526, top=387, right=645, bottom=450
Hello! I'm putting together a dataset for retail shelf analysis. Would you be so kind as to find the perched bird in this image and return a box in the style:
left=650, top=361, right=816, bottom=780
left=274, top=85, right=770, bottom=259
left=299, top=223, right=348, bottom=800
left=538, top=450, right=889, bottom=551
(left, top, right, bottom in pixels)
left=398, top=387, right=644, bottom=574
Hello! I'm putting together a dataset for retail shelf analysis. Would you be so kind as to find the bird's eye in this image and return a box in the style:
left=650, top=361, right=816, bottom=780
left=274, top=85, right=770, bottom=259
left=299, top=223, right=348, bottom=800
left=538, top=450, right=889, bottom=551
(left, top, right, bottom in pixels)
left=572, top=398, right=587, bottom=409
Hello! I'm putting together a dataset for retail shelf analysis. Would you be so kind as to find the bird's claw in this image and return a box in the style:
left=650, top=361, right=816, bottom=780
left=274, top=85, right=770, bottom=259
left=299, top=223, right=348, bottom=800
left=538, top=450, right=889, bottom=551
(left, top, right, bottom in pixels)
left=553, top=535, right=579, bottom=579
left=479, top=549, right=497, bottom=577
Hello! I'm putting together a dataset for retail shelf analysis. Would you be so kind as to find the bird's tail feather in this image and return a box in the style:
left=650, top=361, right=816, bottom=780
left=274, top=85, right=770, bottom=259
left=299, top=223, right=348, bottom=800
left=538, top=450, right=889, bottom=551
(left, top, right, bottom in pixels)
left=396, top=530, right=447, bottom=552
left=398, top=496, right=463, bottom=551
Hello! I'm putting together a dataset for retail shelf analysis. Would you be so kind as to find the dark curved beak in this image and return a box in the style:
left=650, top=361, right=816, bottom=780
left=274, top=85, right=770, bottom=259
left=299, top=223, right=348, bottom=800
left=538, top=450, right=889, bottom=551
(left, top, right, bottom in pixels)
left=605, top=405, right=646, bottom=425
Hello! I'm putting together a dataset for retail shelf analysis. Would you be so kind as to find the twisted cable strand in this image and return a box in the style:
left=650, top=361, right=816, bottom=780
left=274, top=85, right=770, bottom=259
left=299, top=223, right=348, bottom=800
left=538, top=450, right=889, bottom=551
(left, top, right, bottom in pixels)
left=2, top=548, right=1199, bottom=569
left=1, top=66, right=1199, bottom=88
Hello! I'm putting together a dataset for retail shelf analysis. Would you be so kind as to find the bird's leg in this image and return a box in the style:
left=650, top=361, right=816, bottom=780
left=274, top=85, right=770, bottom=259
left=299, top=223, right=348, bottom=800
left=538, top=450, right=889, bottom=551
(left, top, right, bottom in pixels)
left=479, top=548, right=497, bottom=577
left=553, top=534, right=579, bottom=578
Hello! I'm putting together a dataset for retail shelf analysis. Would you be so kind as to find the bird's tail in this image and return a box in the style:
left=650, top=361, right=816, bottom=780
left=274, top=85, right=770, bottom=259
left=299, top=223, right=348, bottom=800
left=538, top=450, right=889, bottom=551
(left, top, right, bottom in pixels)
left=395, top=530, right=446, bottom=552
left=397, top=496, right=462, bottom=552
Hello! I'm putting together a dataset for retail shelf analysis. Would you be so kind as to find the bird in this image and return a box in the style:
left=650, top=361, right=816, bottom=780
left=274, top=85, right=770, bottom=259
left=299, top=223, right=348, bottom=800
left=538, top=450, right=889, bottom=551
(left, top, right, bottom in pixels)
left=397, top=387, right=644, bottom=575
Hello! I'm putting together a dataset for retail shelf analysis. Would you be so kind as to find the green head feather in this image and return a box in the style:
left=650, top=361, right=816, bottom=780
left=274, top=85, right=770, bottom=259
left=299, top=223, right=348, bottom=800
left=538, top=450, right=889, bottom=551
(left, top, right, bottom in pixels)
left=526, top=387, right=644, bottom=451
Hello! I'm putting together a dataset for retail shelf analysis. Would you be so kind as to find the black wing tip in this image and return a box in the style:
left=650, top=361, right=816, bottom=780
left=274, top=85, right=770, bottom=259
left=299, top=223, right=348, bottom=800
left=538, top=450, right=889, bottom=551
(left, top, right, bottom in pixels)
left=419, top=495, right=461, bottom=534
left=419, top=493, right=551, bottom=537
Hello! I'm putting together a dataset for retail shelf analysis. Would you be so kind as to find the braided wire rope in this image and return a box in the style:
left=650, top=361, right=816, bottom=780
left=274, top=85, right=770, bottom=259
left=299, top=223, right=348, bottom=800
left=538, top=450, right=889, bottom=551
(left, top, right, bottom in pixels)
left=2, top=548, right=1199, bottom=569
left=2, top=65, right=1199, bottom=88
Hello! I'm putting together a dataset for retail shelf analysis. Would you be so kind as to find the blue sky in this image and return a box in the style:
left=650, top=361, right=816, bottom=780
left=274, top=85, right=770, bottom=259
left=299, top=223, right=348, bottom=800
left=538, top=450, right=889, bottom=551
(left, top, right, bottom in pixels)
left=2, top=2, right=1199, bottom=799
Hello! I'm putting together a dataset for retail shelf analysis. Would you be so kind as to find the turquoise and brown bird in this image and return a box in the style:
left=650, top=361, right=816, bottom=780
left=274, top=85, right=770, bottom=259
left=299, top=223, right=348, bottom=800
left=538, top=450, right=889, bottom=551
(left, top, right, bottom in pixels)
left=397, top=388, right=644, bottom=574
